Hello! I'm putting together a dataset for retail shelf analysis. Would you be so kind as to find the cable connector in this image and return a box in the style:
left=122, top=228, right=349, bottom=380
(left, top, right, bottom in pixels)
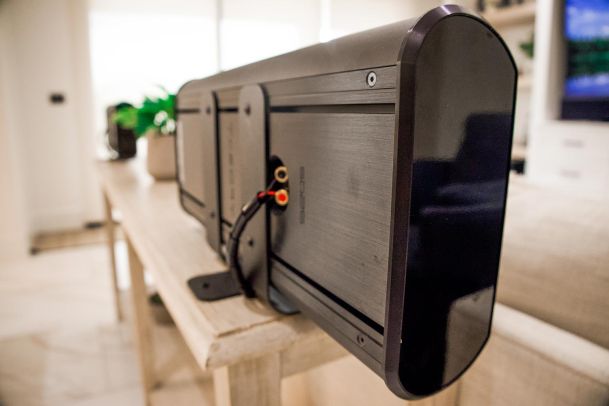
left=227, top=181, right=278, bottom=298
left=274, top=189, right=289, bottom=206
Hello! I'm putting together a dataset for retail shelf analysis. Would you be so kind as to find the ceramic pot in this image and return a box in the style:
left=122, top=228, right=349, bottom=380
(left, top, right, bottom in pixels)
left=146, top=131, right=176, bottom=180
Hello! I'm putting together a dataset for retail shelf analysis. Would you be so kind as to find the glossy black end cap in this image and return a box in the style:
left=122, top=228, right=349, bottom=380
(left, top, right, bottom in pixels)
left=384, top=5, right=517, bottom=399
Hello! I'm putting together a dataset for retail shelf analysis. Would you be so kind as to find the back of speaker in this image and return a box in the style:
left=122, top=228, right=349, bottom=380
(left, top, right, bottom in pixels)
left=176, top=81, right=223, bottom=254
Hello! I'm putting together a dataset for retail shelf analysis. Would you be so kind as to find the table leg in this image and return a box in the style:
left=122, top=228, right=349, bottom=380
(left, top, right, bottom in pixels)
left=213, top=353, right=281, bottom=406
left=126, top=236, right=157, bottom=404
left=103, top=192, right=123, bottom=322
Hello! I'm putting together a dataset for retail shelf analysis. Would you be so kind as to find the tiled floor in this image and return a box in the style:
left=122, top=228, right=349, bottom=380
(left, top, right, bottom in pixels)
left=0, top=244, right=213, bottom=406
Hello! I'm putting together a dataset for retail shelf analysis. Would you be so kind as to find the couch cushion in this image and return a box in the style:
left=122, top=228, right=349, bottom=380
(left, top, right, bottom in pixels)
left=498, top=176, right=609, bottom=349
left=460, top=304, right=609, bottom=406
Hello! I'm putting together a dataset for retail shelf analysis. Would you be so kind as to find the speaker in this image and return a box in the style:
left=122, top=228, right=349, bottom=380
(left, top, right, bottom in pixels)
left=175, top=5, right=516, bottom=399
left=106, top=103, right=137, bottom=160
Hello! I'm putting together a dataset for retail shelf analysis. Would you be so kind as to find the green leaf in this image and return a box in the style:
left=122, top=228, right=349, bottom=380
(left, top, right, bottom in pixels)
left=112, top=106, right=138, bottom=129
left=519, top=33, right=535, bottom=59
left=119, top=88, right=176, bottom=137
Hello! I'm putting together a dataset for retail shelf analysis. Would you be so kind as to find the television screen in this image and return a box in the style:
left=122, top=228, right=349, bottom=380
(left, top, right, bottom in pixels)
left=564, top=0, right=609, bottom=99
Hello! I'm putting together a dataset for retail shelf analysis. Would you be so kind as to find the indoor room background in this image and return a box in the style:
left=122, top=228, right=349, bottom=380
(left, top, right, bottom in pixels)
left=1, top=0, right=607, bottom=405
left=1, top=0, right=490, bottom=258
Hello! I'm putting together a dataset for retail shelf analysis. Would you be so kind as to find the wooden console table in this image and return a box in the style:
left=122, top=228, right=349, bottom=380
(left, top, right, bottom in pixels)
left=97, top=158, right=459, bottom=405
left=98, top=158, right=348, bottom=405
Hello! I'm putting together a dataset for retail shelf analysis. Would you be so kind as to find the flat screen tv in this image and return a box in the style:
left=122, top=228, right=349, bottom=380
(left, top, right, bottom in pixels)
left=562, top=0, right=609, bottom=121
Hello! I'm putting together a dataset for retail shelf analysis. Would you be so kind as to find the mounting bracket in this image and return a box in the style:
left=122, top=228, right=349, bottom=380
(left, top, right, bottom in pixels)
left=187, top=271, right=240, bottom=301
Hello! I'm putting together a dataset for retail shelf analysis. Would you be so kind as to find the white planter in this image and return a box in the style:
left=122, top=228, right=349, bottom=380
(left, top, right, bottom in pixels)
left=146, top=131, right=176, bottom=181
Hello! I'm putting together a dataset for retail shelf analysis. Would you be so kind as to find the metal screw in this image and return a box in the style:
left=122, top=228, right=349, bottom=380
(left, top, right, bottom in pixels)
left=247, top=237, right=254, bottom=247
left=244, top=104, right=251, bottom=115
left=366, top=71, right=377, bottom=87
left=206, top=106, right=211, bottom=115
left=356, top=334, right=366, bottom=347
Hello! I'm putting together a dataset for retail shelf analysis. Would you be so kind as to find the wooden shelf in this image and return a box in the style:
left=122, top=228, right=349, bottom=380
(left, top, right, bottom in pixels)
left=483, top=2, right=536, bottom=29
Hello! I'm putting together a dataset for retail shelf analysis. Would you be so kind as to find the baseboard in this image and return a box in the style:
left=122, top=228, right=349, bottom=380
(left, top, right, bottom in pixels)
left=30, top=205, right=86, bottom=234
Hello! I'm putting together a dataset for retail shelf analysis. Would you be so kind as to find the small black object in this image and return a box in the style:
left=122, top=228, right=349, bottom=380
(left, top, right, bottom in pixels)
left=84, top=221, right=105, bottom=229
left=187, top=272, right=241, bottom=301
left=49, top=93, right=65, bottom=104
left=107, top=103, right=137, bottom=159
left=562, top=99, right=609, bottom=122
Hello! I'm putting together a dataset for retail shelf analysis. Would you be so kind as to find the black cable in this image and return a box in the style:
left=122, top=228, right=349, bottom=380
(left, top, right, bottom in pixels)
left=227, top=181, right=277, bottom=298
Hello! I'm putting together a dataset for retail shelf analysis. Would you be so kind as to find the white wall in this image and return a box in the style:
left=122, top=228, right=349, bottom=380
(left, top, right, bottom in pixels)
left=88, top=0, right=219, bottom=151
left=1, top=0, right=98, bottom=238
left=322, top=0, right=423, bottom=40
left=0, top=0, right=484, bottom=255
left=322, top=0, right=477, bottom=40
left=70, top=0, right=102, bottom=224
left=217, top=0, right=478, bottom=69
left=0, top=2, right=29, bottom=259
left=527, top=0, right=609, bottom=197
left=219, top=0, right=321, bottom=70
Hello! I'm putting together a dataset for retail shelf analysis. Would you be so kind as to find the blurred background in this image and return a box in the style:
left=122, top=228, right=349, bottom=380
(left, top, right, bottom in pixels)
left=3, top=0, right=608, bottom=257
left=0, top=0, right=608, bottom=405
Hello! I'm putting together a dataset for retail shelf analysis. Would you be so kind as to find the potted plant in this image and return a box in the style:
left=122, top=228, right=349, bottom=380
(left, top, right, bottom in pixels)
left=113, top=90, right=177, bottom=180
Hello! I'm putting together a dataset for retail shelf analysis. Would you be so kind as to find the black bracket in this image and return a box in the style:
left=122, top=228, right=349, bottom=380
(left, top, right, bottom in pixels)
left=187, top=271, right=241, bottom=301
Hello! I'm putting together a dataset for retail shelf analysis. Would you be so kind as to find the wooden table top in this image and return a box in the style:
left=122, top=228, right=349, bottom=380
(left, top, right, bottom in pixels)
left=97, top=158, right=328, bottom=371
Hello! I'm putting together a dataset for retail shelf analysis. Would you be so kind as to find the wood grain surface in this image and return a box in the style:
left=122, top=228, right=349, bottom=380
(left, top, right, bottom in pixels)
left=98, top=158, right=345, bottom=374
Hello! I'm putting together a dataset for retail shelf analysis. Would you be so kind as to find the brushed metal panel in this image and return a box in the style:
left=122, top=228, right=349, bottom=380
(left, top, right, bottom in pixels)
left=265, top=66, right=396, bottom=97
left=200, top=92, right=222, bottom=253
left=176, top=79, right=202, bottom=109
left=219, top=112, right=241, bottom=224
left=181, top=193, right=206, bottom=221
left=177, top=113, right=205, bottom=204
left=271, top=88, right=395, bottom=107
left=271, top=258, right=384, bottom=345
left=217, top=87, right=240, bottom=109
left=270, top=112, right=395, bottom=326
left=176, top=93, right=200, bottom=110
left=178, top=18, right=416, bottom=95
left=272, top=262, right=385, bottom=369
left=237, top=85, right=269, bottom=299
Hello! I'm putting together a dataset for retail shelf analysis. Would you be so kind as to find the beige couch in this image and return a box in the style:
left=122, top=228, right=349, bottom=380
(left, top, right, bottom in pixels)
left=284, top=176, right=609, bottom=406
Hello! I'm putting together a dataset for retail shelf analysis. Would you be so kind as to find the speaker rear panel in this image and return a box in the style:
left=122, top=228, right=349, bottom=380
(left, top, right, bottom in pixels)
left=270, top=112, right=395, bottom=327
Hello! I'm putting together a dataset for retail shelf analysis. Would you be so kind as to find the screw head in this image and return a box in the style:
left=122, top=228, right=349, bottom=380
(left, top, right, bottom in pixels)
left=366, top=71, right=377, bottom=87
left=206, top=106, right=211, bottom=115
left=244, top=104, right=251, bottom=115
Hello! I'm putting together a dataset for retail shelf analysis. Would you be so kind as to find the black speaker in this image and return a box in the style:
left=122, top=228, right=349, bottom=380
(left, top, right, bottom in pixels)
left=176, top=5, right=516, bottom=399
left=107, top=103, right=137, bottom=159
